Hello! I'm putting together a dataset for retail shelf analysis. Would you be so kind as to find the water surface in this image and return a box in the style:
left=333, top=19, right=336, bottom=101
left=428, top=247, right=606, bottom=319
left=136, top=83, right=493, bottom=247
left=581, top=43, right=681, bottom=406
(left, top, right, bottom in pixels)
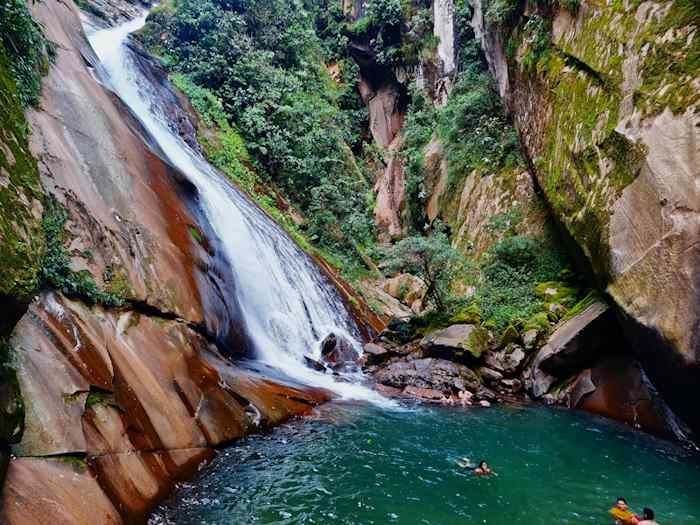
left=151, top=404, right=700, bottom=524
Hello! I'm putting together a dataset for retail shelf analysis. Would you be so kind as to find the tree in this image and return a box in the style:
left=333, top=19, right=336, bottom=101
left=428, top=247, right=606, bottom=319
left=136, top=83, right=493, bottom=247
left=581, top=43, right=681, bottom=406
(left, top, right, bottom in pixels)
left=384, top=233, right=464, bottom=310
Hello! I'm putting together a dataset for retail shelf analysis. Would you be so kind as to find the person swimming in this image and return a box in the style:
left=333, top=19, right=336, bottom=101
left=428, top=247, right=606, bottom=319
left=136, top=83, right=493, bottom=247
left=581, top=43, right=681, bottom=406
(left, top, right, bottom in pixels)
left=609, top=497, right=639, bottom=524
left=638, top=508, right=660, bottom=525
left=456, top=458, right=496, bottom=476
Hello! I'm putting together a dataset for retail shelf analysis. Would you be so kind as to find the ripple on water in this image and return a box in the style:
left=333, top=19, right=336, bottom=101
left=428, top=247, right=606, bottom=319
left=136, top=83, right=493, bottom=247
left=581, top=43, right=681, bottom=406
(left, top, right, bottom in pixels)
left=150, top=403, right=700, bottom=525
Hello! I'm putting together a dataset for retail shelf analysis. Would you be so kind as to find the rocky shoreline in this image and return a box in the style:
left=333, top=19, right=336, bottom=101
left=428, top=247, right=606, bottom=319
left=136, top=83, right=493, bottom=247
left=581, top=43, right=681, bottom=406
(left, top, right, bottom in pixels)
left=354, top=301, right=690, bottom=441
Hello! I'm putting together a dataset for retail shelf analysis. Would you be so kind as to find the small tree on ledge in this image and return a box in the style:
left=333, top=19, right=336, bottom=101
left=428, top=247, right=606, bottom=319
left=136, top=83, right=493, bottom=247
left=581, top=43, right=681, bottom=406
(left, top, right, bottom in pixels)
left=383, top=232, right=464, bottom=311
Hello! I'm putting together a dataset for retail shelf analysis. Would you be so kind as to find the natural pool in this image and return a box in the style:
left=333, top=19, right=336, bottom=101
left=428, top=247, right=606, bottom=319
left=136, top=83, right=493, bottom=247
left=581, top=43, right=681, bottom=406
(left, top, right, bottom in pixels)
left=150, top=404, right=700, bottom=525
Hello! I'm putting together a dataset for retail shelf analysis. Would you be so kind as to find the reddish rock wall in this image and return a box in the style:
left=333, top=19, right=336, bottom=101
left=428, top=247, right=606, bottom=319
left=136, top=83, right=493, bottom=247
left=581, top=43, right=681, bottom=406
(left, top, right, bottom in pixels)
left=0, top=1, right=329, bottom=523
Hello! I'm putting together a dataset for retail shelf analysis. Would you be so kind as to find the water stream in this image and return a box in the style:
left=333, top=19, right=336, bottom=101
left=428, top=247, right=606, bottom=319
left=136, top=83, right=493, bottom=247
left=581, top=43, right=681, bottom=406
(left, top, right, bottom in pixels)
left=87, top=15, right=386, bottom=404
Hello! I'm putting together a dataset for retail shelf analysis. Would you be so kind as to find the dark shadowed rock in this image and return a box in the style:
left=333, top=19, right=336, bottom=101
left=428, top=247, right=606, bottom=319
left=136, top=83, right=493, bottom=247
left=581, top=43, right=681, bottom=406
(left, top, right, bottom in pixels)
left=304, top=356, right=327, bottom=373
left=320, top=333, right=360, bottom=365
left=572, top=356, right=688, bottom=440
left=528, top=301, right=617, bottom=398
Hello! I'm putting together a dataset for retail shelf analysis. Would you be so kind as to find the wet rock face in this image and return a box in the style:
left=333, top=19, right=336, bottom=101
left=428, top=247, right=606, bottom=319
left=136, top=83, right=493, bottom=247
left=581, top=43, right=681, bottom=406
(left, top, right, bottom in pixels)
left=2, top=292, right=329, bottom=525
left=320, top=333, right=360, bottom=365
left=470, top=0, right=700, bottom=433
left=0, top=1, right=330, bottom=523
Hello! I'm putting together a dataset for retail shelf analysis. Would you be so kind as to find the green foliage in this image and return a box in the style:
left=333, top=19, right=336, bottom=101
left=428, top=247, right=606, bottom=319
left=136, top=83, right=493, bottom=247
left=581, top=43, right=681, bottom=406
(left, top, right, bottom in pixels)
left=39, top=198, right=126, bottom=307
left=403, top=87, right=438, bottom=229
left=140, top=0, right=376, bottom=269
left=475, top=234, right=571, bottom=330
left=402, top=38, right=522, bottom=228
left=521, top=15, right=552, bottom=73
left=485, top=0, right=520, bottom=25
left=383, top=233, right=465, bottom=309
left=0, top=47, right=45, bottom=300
left=0, top=0, right=53, bottom=107
left=439, top=64, right=522, bottom=190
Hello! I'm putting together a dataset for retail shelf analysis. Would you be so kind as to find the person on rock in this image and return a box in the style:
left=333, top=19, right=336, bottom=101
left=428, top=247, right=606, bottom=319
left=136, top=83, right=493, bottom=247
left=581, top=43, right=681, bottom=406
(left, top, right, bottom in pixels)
left=609, top=497, right=639, bottom=524
left=638, top=508, right=660, bottom=525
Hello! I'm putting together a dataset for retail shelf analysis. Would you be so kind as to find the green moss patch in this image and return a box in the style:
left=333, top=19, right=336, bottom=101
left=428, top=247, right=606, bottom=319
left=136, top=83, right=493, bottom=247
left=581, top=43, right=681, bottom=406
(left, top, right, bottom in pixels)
left=0, top=46, right=45, bottom=301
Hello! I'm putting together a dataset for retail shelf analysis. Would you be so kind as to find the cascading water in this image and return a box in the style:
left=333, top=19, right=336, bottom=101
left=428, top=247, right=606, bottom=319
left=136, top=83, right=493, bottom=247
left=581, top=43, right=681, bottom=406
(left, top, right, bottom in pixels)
left=87, top=14, right=389, bottom=404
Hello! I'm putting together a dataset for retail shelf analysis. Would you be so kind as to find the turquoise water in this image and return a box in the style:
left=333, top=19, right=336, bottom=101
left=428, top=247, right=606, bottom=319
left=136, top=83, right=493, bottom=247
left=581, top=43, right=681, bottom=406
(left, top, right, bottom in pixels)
left=150, top=404, right=700, bottom=525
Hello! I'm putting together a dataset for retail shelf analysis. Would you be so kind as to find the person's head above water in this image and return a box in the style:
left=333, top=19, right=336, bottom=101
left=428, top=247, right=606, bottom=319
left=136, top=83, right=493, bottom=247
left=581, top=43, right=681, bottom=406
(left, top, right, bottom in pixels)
left=642, top=508, right=655, bottom=520
left=616, top=498, right=629, bottom=511
left=478, top=460, right=488, bottom=469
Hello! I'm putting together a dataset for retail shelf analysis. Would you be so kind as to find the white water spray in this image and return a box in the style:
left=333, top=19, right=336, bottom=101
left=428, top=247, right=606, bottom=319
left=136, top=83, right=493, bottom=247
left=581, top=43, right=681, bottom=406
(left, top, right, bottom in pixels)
left=87, top=15, right=391, bottom=405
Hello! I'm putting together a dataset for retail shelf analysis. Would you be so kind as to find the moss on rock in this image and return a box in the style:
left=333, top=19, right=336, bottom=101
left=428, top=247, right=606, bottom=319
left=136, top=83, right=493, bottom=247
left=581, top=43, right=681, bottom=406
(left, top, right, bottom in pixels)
left=0, top=46, right=45, bottom=301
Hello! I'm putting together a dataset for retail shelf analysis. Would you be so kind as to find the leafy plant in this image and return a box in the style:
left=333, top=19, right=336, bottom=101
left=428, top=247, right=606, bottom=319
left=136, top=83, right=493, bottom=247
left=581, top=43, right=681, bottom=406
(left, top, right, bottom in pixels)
left=39, top=198, right=126, bottom=307
left=521, top=15, right=552, bottom=73
left=476, top=234, right=571, bottom=330
left=383, top=233, right=465, bottom=310
left=485, top=0, right=520, bottom=25
left=0, top=0, right=53, bottom=107
left=139, top=0, right=376, bottom=270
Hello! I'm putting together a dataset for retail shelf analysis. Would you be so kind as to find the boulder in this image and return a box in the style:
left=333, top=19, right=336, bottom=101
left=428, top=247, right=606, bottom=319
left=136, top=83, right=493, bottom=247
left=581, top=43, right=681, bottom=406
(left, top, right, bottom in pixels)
left=403, top=386, right=446, bottom=402
left=382, top=274, right=426, bottom=306
left=373, top=358, right=481, bottom=394
left=521, top=329, right=539, bottom=351
left=320, top=333, right=360, bottom=365
left=303, top=356, right=327, bottom=373
left=477, top=366, right=503, bottom=385
left=420, top=324, right=488, bottom=359
left=363, top=342, right=388, bottom=357
left=528, top=301, right=616, bottom=398
left=483, top=344, right=526, bottom=376
left=362, top=342, right=390, bottom=367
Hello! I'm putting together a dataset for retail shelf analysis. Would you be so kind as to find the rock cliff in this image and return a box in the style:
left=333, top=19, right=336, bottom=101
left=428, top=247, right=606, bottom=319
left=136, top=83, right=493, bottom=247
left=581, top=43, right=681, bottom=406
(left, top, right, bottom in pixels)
left=469, top=0, right=700, bottom=434
left=0, top=1, right=329, bottom=523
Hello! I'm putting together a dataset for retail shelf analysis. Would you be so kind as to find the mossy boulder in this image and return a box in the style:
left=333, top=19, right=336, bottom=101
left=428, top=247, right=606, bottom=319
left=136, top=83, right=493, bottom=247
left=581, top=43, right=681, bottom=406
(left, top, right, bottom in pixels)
left=499, top=324, right=520, bottom=348
left=421, top=324, right=489, bottom=359
left=535, top=281, right=579, bottom=307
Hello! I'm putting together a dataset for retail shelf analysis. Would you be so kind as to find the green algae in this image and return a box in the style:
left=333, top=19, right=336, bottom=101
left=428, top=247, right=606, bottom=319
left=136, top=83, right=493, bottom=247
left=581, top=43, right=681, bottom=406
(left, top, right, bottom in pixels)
left=0, top=46, right=45, bottom=301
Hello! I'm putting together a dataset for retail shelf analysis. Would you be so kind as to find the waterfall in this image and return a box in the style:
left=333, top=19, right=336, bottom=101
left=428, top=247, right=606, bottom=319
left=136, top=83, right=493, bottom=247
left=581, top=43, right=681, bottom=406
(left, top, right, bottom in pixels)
left=87, top=15, right=388, bottom=405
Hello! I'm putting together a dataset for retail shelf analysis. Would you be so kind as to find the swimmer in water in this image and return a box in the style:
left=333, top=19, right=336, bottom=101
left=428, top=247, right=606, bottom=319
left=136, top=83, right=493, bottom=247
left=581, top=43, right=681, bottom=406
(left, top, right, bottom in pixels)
left=456, top=458, right=496, bottom=476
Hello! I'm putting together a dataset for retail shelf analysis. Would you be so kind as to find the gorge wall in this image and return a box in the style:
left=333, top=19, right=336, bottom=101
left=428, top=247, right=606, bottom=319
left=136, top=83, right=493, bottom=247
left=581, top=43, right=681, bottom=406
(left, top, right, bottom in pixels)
left=467, top=0, right=700, bottom=434
left=0, top=1, right=329, bottom=523
left=346, top=0, right=698, bottom=439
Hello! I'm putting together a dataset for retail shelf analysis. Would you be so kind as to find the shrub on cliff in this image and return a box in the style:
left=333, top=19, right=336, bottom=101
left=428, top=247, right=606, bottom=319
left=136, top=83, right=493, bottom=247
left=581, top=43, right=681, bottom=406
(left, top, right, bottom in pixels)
left=477, top=234, right=571, bottom=330
left=383, top=233, right=465, bottom=310
left=0, top=0, right=53, bottom=107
